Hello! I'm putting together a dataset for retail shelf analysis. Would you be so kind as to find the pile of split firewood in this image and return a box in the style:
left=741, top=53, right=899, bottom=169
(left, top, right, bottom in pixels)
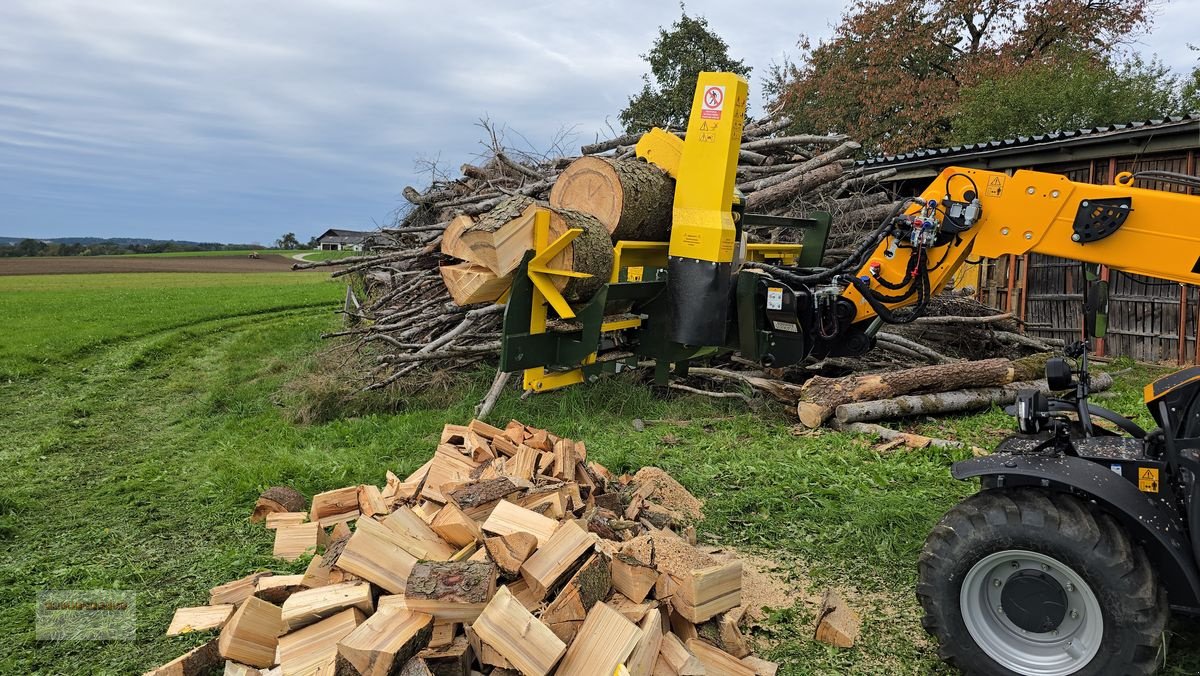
left=147, top=418, right=809, bottom=676
left=297, top=117, right=906, bottom=396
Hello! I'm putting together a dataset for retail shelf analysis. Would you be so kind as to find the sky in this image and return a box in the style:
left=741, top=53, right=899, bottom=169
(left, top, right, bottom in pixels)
left=1, top=1, right=1197, bottom=245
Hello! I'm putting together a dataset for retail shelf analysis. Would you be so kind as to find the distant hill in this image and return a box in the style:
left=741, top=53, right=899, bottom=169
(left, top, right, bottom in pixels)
left=0, top=236, right=262, bottom=247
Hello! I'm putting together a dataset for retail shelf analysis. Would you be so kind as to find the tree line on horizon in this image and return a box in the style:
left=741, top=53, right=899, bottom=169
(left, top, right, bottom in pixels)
left=621, top=2, right=1200, bottom=154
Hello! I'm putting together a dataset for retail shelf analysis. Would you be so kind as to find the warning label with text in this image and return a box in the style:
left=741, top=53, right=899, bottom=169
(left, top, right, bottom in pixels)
left=701, top=85, right=724, bottom=120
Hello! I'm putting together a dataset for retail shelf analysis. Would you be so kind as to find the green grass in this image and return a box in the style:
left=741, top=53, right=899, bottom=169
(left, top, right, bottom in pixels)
left=0, top=272, right=340, bottom=379
left=1, top=272, right=1198, bottom=674
left=94, top=249, right=295, bottom=258
left=296, top=249, right=360, bottom=262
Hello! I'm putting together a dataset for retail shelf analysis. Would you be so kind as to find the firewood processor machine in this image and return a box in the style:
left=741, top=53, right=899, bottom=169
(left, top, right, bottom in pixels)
left=499, top=72, right=1200, bottom=674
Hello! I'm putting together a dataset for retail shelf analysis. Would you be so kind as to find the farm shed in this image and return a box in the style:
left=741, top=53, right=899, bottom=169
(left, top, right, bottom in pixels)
left=861, top=115, right=1200, bottom=364
left=314, top=229, right=378, bottom=251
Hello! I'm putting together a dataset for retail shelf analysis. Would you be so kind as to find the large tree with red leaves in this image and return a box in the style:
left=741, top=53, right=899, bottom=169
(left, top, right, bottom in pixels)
left=768, top=0, right=1155, bottom=153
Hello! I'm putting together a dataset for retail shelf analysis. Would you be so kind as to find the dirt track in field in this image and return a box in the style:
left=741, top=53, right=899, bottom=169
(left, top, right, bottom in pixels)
left=0, top=254, right=315, bottom=275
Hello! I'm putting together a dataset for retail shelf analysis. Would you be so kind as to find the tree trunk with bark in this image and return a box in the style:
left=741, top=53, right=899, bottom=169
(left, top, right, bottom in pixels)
left=549, top=157, right=675, bottom=242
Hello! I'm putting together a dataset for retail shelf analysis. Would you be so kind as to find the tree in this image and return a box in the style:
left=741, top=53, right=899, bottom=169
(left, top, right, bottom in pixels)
left=770, top=0, right=1154, bottom=153
left=276, top=233, right=300, bottom=250
left=951, top=52, right=1180, bottom=144
left=619, top=7, right=751, bottom=133
left=304, top=236, right=319, bottom=249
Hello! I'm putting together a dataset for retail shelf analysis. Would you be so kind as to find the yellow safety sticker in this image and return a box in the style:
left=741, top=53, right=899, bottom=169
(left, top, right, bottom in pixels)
left=626, top=266, right=643, bottom=282
left=1139, top=467, right=1159, bottom=493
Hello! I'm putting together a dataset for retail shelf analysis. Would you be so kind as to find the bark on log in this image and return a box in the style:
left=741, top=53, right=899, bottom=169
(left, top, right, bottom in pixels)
left=251, top=486, right=307, bottom=523
left=547, top=208, right=615, bottom=302
left=797, top=355, right=1050, bottom=428
left=549, top=157, right=674, bottom=241
left=582, top=133, right=643, bottom=155
left=834, top=373, right=1114, bottom=424
left=739, top=134, right=848, bottom=150
left=744, top=163, right=845, bottom=211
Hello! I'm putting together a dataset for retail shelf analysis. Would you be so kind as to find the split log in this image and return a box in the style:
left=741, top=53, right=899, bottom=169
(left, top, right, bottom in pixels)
left=797, top=355, right=1049, bottom=428
left=404, top=560, right=497, bottom=622
left=813, top=589, right=860, bottom=648
left=415, top=634, right=473, bottom=674
left=540, top=552, right=612, bottom=643
left=310, top=486, right=360, bottom=525
left=655, top=632, right=705, bottom=675
left=281, top=580, right=374, bottom=630
left=482, top=499, right=560, bottom=547
left=251, top=486, right=306, bottom=523
left=272, top=522, right=327, bottom=561
left=555, top=601, right=643, bottom=676
left=210, top=572, right=273, bottom=606
left=438, top=263, right=511, bottom=306
left=611, top=553, right=657, bottom=603
left=166, top=605, right=234, bottom=636
left=833, top=373, right=1113, bottom=424
left=143, top=638, right=222, bottom=676
left=471, top=585, right=566, bottom=676
left=335, top=523, right=419, bottom=594
left=217, top=596, right=286, bottom=668
left=457, top=195, right=536, bottom=274
left=549, top=156, right=674, bottom=241
left=277, top=607, right=365, bottom=674
left=430, top=502, right=482, bottom=548
left=253, top=574, right=306, bottom=605
left=625, top=608, right=664, bottom=676
left=520, top=520, right=597, bottom=599
left=337, top=609, right=434, bottom=676
left=686, top=638, right=756, bottom=675
left=439, top=214, right=475, bottom=261
left=483, top=532, right=539, bottom=578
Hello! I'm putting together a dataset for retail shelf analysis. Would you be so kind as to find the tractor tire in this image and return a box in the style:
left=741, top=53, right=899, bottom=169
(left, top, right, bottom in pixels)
left=918, top=488, right=1167, bottom=676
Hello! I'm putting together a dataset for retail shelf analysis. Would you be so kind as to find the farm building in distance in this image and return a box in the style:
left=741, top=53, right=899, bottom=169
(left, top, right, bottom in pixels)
left=861, top=115, right=1200, bottom=364
left=314, top=228, right=379, bottom=251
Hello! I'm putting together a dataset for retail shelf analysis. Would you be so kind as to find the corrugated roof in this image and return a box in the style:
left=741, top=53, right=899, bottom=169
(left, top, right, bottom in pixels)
left=859, top=114, right=1200, bottom=168
left=316, top=228, right=375, bottom=243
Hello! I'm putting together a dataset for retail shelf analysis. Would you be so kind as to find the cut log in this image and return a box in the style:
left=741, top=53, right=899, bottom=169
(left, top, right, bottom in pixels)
left=143, top=637, right=221, bottom=676
left=440, top=214, right=476, bottom=262
left=612, top=553, right=658, bottom=603
left=672, top=560, right=742, bottom=624
left=540, top=552, right=612, bottom=643
left=548, top=156, right=674, bottom=241
left=210, top=572, right=273, bottom=606
left=415, top=634, right=472, bottom=675
left=281, top=580, right=374, bottom=630
left=814, top=589, right=860, bottom=648
left=471, top=585, right=566, bottom=676
left=381, top=507, right=458, bottom=561
left=222, top=660, right=260, bottom=676
left=697, top=610, right=751, bottom=659
left=302, top=535, right=350, bottom=589
left=422, top=444, right=480, bottom=503
left=797, top=356, right=1049, bottom=428
left=404, top=560, right=497, bottom=622
left=483, top=532, right=539, bottom=578
left=277, top=607, right=365, bottom=675
left=438, top=262, right=512, bottom=306
left=264, top=512, right=307, bottom=530
left=481, top=499, right=560, bottom=547
left=458, top=195, right=536, bottom=275
left=447, top=477, right=520, bottom=510
left=430, top=501, right=482, bottom=548
left=253, top=574, right=307, bottom=605
left=251, top=486, right=306, bottom=523
left=655, top=632, right=705, bottom=676
left=740, top=655, right=781, bottom=676
left=358, top=485, right=388, bottom=518
left=166, top=605, right=234, bottom=636
left=310, top=486, right=360, bottom=526
left=607, top=593, right=655, bottom=624
left=685, top=638, right=756, bottom=676
left=543, top=208, right=614, bottom=302
left=834, top=373, right=1114, bottom=424
left=337, top=609, right=434, bottom=676
left=217, top=596, right=286, bottom=668
left=273, top=522, right=327, bottom=561
left=334, top=522, right=419, bottom=594
left=626, top=608, right=664, bottom=676
left=556, top=601, right=642, bottom=676
left=429, top=619, right=457, bottom=648
left=520, top=520, right=597, bottom=599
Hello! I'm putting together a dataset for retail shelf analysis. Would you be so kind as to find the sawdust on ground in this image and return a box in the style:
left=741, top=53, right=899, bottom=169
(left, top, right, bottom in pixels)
left=705, top=546, right=819, bottom=625
left=631, top=467, right=704, bottom=521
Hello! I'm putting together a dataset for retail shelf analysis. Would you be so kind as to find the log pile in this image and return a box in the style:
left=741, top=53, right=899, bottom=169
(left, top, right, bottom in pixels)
left=146, top=418, right=783, bottom=676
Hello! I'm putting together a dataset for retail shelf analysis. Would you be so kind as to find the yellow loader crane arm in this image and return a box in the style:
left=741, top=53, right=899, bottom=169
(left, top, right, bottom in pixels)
left=809, top=166, right=1200, bottom=337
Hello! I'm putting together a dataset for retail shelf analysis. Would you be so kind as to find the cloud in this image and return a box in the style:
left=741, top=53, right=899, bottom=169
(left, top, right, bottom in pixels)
left=0, top=0, right=1194, bottom=243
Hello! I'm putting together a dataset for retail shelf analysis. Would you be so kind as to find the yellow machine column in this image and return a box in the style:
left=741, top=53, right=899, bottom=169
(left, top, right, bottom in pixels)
left=661, top=71, right=748, bottom=346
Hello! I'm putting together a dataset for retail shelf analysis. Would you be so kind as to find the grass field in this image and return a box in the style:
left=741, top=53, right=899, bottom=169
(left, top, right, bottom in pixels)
left=96, top=249, right=294, bottom=258
left=2, top=270, right=1199, bottom=674
left=296, top=249, right=359, bottom=262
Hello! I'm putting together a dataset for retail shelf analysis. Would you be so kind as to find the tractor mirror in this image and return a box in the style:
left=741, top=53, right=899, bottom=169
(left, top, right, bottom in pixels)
left=1084, top=279, right=1109, bottom=340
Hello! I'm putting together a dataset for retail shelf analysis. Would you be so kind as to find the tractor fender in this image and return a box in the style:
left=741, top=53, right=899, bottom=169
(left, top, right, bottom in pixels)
left=953, top=453, right=1200, bottom=611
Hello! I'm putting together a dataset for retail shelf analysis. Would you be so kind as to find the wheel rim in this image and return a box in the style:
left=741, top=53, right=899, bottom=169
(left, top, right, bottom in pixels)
left=960, top=549, right=1103, bottom=675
